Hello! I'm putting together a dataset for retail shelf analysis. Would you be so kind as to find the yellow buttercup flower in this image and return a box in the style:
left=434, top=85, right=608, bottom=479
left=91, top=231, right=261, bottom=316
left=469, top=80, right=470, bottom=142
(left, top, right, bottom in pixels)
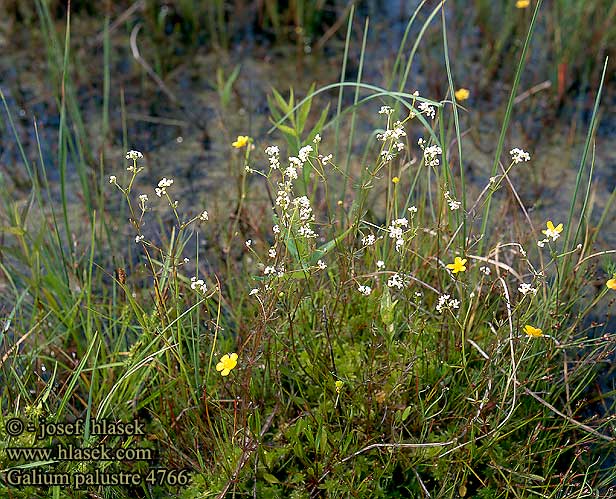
left=447, top=256, right=467, bottom=274
left=232, top=135, right=250, bottom=148
left=516, top=0, right=530, bottom=8
left=454, top=88, right=470, bottom=101
left=392, top=177, right=400, bottom=184
left=524, top=325, right=543, bottom=337
left=335, top=380, right=344, bottom=393
left=606, top=275, right=616, bottom=290
left=216, top=353, right=238, bottom=376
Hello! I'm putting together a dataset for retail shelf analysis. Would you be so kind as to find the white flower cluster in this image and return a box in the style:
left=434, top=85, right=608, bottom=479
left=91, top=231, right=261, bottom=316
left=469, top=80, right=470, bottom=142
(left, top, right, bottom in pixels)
left=155, top=177, right=174, bottom=197
left=376, top=119, right=407, bottom=162
left=378, top=105, right=394, bottom=115
left=138, top=194, right=148, bottom=212
left=298, top=145, right=313, bottom=163
left=510, top=148, right=530, bottom=164
left=264, top=265, right=285, bottom=277
left=418, top=101, right=436, bottom=119
left=444, top=191, right=461, bottom=211
left=265, top=146, right=280, bottom=170
left=293, top=196, right=317, bottom=239
left=518, top=282, right=538, bottom=296
left=199, top=210, right=209, bottom=221
left=358, top=285, right=372, bottom=296
left=387, top=273, right=404, bottom=289
left=268, top=143, right=320, bottom=241
left=388, top=218, right=409, bottom=252
left=319, top=153, right=333, bottom=164
left=436, top=294, right=460, bottom=313
left=418, top=139, right=442, bottom=168
left=190, top=276, right=207, bottom=293
left=126, top=150, right=143, bottom=160
left=362, top=234, right=376, bottom=246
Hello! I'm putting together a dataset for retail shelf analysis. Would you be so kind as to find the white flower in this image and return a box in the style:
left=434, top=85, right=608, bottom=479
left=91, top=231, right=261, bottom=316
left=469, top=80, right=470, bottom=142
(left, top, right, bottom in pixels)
left=264, top=266, right=276, bottom=275
left=395, top=238, right=404, bottom=252
left=245, top=240, right=252, bottom=247
left=421, top=144, right=442, bottom=168
left=362, top=234, right=376, bottom=246
left=317, top=260, right=327, bottom=270
left=265, top=145, right=279, bottom=156
left=387, top=273, right=404, bottom=289
left=358, top=285, right=372, bottom=296
left=418, top=102, right=436, bottom=119
left=284, top=166, right=298, bottom=180
left=138, top=194, right=148, bottom=211
left=265, top=146, right=281, bottom=170
left=269, top=248, right=276, bottom=258
left=436, top=294, right=450, bottom=313
left=378, top=105, right=394, bottom=115
left=510, top=148, right=530, bottom=164
left=320, top=154, right=333, bottom=164
left=135, top=235, right=145, bottom=244
left=199, top=210, right=209, bottom=221
left=377, top=260, right=385, bottom=269
left=155, top=177, right=174, bottom=197
left=109, top=175, right=117, bottom=184
left=518, top=283, right=538, bottom=296
left=249, top=288, right=259, bottom=296
left=408, top=206, right=418, bottom=214
left=388, top=218, right=409, bottom=242
left=298, top=145, right=313, bottom=163
left=480, top=266, right=491, bottom=276
left=183, top=258, right=189, bottom=264
left=537, top=239, right=547, bottom=248
left=444, top=191, right=461, bottom=211
left=190, top=276, right=207, bottom=293
left=436, top=294, right=460, bottom=313
left=273, top=224, right=280, bottom=234
left=126, top=150, right=143, bottom=160
left=313, top=134, right=322, bottom=144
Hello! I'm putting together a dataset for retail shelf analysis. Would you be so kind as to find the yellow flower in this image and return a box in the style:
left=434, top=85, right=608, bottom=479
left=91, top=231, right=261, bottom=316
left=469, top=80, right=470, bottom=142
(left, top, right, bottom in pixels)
left=516, top=0, right=530, bottom=8
left=392, top=176, right=400, bottom=184
left=454, top=88, right=470, bottom=101
left=216, top=353, right=238, bottom=376
left=606, top=276, right=616, bottom=290
left=542, top=220, right=564, bottom=241
left=447, top=256, right=467, bottom=274
left=524, top=325, right=543, bottom=337
left=335, top=380, right=344, bottom=393
left=232, top=135, right=250, bottom=148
